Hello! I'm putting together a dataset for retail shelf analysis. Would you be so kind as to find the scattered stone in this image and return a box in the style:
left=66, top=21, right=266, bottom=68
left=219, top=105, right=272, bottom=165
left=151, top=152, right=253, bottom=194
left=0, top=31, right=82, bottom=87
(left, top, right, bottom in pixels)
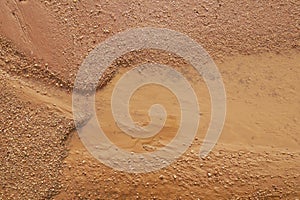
left=103, top=29, right=110, bottom=34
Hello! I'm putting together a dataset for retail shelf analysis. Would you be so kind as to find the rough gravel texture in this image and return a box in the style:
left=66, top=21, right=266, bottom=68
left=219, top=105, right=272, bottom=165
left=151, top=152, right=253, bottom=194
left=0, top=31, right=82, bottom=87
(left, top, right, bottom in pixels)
left=0, top=0, right=299, bottom=199
left=0, top=72, right=74, bottom=200
left=1, top=0, right=299, bottom=85
left=59, top=135, right=300, bottom=199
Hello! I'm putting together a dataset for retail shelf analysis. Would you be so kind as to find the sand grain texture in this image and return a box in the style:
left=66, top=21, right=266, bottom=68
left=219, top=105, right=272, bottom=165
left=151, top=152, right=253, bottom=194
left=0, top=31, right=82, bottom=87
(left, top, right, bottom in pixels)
left=0, top=0, right=299, bottom=199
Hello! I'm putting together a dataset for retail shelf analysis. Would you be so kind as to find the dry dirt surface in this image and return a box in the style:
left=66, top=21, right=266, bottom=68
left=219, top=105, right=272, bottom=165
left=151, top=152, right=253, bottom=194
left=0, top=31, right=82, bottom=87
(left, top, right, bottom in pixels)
left=0, top=0, right=300, bottom=200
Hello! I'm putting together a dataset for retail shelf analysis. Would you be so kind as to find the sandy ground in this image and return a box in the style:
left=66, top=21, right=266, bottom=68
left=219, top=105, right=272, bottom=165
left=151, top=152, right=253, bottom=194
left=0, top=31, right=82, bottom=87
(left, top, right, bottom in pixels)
left=0, top=0, right=300, bottom=199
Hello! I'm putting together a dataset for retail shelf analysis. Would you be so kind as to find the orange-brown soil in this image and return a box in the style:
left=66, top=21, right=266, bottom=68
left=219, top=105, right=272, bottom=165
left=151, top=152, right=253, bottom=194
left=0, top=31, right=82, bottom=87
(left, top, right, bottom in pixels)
left=0, top=0, right=299, bottom=199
